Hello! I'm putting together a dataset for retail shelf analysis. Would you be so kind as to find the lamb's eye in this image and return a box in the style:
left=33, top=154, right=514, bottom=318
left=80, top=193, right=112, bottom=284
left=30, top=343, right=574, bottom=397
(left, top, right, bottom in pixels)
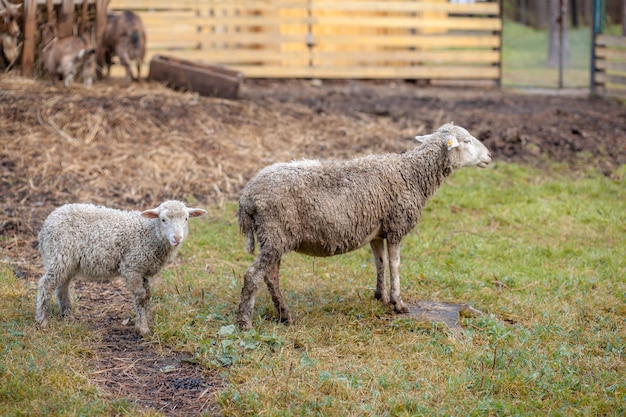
left=161, top=218, right=166, bottom=223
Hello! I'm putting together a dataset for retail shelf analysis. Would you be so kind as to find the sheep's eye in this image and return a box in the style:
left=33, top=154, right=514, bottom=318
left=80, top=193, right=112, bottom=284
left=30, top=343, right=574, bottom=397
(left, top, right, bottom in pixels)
left=185, top=217, right=189, bottom=222
left=161, top=218, right=166, bottom=223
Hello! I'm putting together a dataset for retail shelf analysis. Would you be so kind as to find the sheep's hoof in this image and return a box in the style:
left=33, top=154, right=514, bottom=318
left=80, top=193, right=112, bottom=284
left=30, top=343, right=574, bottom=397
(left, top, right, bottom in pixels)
left=393, top=302, right=410, bottom=314
left=236, top=320, right=253, bottom=331
left=278, top=313, right=294, bottom=326
left=36, top=319, right=48, bottom=329
left=374, top=292, right=390, bottom=304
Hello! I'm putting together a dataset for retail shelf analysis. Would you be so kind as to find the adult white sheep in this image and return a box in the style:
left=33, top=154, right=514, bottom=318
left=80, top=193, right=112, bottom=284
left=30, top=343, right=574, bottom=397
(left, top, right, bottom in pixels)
left=36, top=200, right=207, bottom=335
left=236, top=123, right=492, bottom=330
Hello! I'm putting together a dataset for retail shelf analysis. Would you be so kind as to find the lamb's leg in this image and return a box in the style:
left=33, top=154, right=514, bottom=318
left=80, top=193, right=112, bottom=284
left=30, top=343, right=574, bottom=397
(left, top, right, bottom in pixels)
left=370, top=239, right=389, bottom=304
left=125, top=273, right=152, bottom=336
left=387, top=241, right=408, bottom=314
left=263, top=258, right=293, bottom=325
left=36, top=271, right=59, bottom=327
left=56, top=276, right=74, bottom=318
left=237, top=251, right=278, bottom=330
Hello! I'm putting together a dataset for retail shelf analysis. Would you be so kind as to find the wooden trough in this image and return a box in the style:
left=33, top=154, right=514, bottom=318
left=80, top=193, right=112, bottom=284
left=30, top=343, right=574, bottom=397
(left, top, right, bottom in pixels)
left=147, top=55, right=244, bottom=99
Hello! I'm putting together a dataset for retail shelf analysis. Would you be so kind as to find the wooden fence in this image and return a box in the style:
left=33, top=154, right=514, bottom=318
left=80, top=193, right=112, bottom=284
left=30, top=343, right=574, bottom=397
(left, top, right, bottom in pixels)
left=109, top=0, right=502, bottom=82
left=593, top=34, right=626, bottom=99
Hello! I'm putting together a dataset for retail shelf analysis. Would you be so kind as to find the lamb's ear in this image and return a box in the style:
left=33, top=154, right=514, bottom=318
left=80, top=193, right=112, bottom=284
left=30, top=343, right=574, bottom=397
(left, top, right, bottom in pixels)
left=187, top=208, right=207, bottom=218
left=446, top=135, right=459, bottom=150
left=141, top=209, right=160, bottom=219
left=415, top=133, right=432, bottom=143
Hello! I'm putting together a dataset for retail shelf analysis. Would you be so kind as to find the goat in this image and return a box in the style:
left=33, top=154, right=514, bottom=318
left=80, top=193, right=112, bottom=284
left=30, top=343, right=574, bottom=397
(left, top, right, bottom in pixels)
left=41, top=22, right=96, bottom=87
left=102, top=10, right=146, bottom=83
left=0, top=0, right=21, bottom=69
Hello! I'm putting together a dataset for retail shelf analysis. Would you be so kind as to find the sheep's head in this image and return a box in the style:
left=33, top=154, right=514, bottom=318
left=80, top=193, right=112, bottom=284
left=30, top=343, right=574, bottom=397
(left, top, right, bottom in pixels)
left=415, top=123, right=492, bottom=169
left=141, top=200, right=207, bottom=247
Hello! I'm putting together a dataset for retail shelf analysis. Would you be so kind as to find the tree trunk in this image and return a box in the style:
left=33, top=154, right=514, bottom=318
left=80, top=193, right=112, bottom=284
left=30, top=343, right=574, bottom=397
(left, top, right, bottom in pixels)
left=547, top=0, right=570, bottom=67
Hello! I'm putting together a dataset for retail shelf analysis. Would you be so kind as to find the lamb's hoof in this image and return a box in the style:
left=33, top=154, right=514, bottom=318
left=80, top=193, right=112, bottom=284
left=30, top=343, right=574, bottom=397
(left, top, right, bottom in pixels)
left=135, top=326, right=152, bottom=337
left=36, top=319, right=48, bottom=329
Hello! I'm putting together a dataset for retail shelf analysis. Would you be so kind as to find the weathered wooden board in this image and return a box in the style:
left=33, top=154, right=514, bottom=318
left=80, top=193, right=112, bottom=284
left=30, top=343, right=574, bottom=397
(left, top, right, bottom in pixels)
left=147, top=55, right=244, bottom=99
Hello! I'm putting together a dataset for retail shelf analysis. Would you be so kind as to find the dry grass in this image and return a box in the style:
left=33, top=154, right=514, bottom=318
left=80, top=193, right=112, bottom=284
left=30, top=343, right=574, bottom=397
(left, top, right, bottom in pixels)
left=1, top=74, right=625, bottom=416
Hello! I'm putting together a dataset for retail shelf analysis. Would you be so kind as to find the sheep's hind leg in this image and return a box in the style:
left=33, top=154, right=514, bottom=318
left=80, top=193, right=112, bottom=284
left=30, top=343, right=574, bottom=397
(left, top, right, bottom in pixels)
left=370, top=239, right=389, bottom=304
left=387, top=241, right=409, bottom=314
left=56, top=276, right=74, bottom=318
left=36, top=271, right=59, bottom=327
left=237, top=251, right=278, bottom=330
left=263, top=258, right=293, bottom=325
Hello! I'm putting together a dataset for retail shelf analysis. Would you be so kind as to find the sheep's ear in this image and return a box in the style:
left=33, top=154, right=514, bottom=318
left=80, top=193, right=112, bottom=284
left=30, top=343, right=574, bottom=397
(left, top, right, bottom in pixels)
left=446, top=135, right=459, bottom=150
left=415, top=134, right=431, bottom=143
left=141, top=209, right=160, bottom=219
left=187, top=208, right=207, bottom=218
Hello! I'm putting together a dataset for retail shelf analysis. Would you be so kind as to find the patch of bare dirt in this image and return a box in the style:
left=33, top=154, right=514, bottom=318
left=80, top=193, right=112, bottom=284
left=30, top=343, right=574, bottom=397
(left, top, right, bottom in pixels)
left=1, top=75, right=624, bottom=416
left=75, top=279, right=223, bottom=416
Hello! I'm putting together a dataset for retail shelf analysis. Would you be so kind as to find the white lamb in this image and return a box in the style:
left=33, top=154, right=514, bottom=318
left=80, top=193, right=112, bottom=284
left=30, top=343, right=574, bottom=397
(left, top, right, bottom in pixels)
left=35, top=200, right=207, bottom=335
left=236, top=123, right=492, bottom=330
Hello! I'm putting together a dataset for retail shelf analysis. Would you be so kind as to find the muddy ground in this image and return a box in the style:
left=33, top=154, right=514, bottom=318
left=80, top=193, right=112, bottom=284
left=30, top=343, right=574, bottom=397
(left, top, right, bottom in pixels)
left=1, top=77, right=625, bottom=415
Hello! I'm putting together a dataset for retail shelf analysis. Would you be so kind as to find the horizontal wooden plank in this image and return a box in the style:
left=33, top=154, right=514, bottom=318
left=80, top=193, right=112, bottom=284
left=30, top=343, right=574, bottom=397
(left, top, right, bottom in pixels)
left=229, top=64, right=499, bottom=79
left=109, top=0, right=202, bottom=10
left=595, top=47, right=626, bottom=61
left=111, top=0, right=499, bottom=15
left=35, top=0, right=96, bottom=4
left=171, top=33, right=501, bottom=48
left=593, top=85, right=626, bottom=99
left=309, top=34, right=500, bottom=48
left=596, top=35, right=626, bottom=48
left=182, top=49, right=499, bottom=64
left=595, top=60, right=626, bottom=72
left=117, top=51, right=499, bottom=80
left=139, top=16, right=500, bottom=31
left=595, top=71, right=626, bottom=85
left=310, top=1, right=500, bottom=15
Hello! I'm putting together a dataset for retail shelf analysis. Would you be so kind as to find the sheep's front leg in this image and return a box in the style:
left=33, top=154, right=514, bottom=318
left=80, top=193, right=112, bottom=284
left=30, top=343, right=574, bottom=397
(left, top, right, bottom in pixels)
left=125, top=273, right=152, bottom=336
left=387, top=241, right=408, bottom=314
left=263, top=258, right=293, bottom=325
left=370, top=239, right=389, bottom=304
left=237, top=251, right=279, bottom=330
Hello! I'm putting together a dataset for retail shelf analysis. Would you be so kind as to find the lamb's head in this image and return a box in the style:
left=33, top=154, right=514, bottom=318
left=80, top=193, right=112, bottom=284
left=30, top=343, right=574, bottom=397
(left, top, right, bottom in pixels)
left=141, top=200, right=207, bottom=247
left=416, top=123, right=491, bottom=169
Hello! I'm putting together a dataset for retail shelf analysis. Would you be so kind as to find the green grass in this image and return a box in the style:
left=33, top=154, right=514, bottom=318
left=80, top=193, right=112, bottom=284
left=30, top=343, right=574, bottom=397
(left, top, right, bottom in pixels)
left=2, top=162, right=625, bottom=416
left=502, top=19, right=592, bottom=88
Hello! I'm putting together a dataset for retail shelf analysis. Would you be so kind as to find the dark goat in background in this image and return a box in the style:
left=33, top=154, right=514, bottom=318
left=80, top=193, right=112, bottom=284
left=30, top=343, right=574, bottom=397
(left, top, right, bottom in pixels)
left=102, top=11, right=146, bottom=83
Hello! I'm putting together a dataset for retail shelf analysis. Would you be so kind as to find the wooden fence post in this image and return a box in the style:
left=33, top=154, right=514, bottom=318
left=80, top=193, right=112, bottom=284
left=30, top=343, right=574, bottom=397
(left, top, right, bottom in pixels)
left=95, top=0, right=107, bottom=78
left=21, top=0, right=37, bottom=77
left=58, top=0, right=74, bottom=37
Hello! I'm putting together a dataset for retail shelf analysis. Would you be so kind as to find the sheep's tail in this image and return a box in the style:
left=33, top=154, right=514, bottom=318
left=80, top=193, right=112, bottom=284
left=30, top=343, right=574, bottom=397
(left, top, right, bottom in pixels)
left=237, top=204, right=256, bottom=255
